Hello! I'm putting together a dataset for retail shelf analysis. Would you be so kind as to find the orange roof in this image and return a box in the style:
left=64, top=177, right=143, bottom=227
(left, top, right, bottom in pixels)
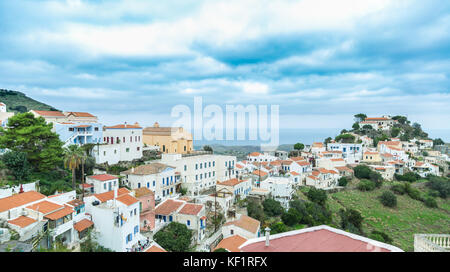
left=290, top=171, right=300, bottom=176
left=290, top=156, right=305, bottom=161
left=248, top=152, right=262, bottom=157
left=94, top=188, right=130, bottom=203
left=133, top=187, right=154, bottom=198
left=335, top=166, right=353, bottom=172
left=155, top=199, right=184, bottom=216
left=218, top=178, right=242, bottom=187
left=381, top=153, right=393, bottom=157
left=374, top=167, right=386, bottom=171
left=252, top=170, right=268, bottom=177
left=74, top=219, right=94, bottom=232
left=65, top=112, right=96, bottom=117
left=365, top=117, right=389, bottom=121
left=214, top=235, right=247, bottom=252
left=0, top=191, right=46, bottom=213
left=178, top=203, right=203, bottom=215
left=308, top=175, right=318, bottom=180
left=8, top=216, right=37, bottom=228
left=32, top=110, right=65, bottom=117
left=145, top=245, right=167, bottom=252
left=415, top=161, right=425, bottom=167
left=224, top=215, right=260, bottom=234
left=296, top=161, right=310, bottom=166
left=331, top=158, right=345, bottom=162
left=312, top=171, right=320, bottom=176
left=281, top=160, right=293, bottom=165
left=364, top=151, right=379, bottom=155
left=27, top=200, right=63, bottom=214
left=116, top=194, right=140, bottom=206
left=88, top=174, right=118, bottom=181
left=44, top=206, right=74, bottom=220
left=235, top=164, right=244, bottom=169
left=270, top=161, right=282, bottom=166
left=66, top=199, right=84, bottom=207
left=105, top=124, right=142, bottom=129
left=312, top=142, right=324, bottom=147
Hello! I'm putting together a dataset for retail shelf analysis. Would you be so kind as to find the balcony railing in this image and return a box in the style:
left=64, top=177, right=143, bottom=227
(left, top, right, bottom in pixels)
left=414, top=234, right=450, bottom=252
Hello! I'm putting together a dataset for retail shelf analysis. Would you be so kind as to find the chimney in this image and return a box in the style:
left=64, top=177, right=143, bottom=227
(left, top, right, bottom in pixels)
left=265, top=227, right=271, bottom=247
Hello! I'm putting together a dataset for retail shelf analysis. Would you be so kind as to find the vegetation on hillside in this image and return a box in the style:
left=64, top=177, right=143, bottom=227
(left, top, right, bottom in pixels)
left=0, top=89, right=58, bottom=113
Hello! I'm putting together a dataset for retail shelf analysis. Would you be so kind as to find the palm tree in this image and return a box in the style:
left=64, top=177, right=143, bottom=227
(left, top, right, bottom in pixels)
left=63, top=145, right=84, bottom=191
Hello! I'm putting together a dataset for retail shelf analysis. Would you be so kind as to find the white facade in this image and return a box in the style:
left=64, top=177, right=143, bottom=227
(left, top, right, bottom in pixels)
left=85, top=174, right=119, bottom=194
left=327, top=143, right=363, bottom=163
left=260, top=177, right=294, bottom=209
left=160, top=153, right=237, bottom=195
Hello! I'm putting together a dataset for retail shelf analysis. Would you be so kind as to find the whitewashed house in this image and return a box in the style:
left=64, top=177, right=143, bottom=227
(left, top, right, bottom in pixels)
left=260, top=177, right=294, bottom=209
left=85, top=174, right=119, bottom=194
left=222, top=215, right=261, bottom=240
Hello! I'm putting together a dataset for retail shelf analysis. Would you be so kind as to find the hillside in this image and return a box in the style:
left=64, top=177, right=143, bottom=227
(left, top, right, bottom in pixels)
left=0, top=89, right=58, bottom=113
left=195, top=144, right=294, bottom=160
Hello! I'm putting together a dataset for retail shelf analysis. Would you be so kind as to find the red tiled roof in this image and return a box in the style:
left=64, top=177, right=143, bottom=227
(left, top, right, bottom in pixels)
left=248, top=152, right=262, bottom=157
left=8, top=216, right=37, bottom=228
left=218, top=178, right=241, bottom=187
left=81, top=183, right=93, bottom=188
left=224, top=215, right=260, bottom=234
left=116, top=194, right=140, bottom=206
left=88, top=174, right=118, bottom=181
left=32, top=110, right=65, bottom=117
left=74, top=219, right=94, bottom=232
left=252, top=170, right=268, bottom=177
left=0, top=191, right=46, bottom=213
left=331, top=158, right=345, bottom=162
left=290, top=156, right=305, bottom=161
left=240, top=227, right=397, bottom=252
left=154, top=199, right=184, bottom=216
left=290, top=171, right=300, bottom=176
left=214, top=235, right=247, bottom=252
left=65, top=112, right=96, bottom=117
left=105, top=124, right=142, bottom=129
left=178, top=203, right=203, bottom=215
left=145, top=245, right=167, bottom=252
left=94, top=188, right=130, bottom=203
left=27, top=200, right=63, bottom=214
left=44, top=206, right=74, bottom=220
left=296, top=161, right=310, bottom=166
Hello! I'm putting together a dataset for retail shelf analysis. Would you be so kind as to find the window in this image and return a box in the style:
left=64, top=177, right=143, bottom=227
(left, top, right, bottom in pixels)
left=126, top=148, right=130, bottom=152
left=230, top=229, right=234, bottom=235
left=103, top=183, right=106, bottom=189
left=147, top=182, right=149, bottom=188
left=213, top=161, right=215, bottom=167
left=138, top=183, right=141, bottom=188
left=95, top=127, right=99, bottom=131
left=137, top=147, right=140, bottom=151
left=204, top=162, right=207, bottom=168
left=184, top=165, right=187, bottom=171
left=134, top=208, right=137, bottom=215
left=187, top=220, right=190, bottom=226
left=153, top=180, right=156, bottom=187
left=195, top=164, right=198, bottom=170
left=69, top=127, right=74, bottom=132
left=123, top=137, right=125, bottom=143
left=209, top=162, right=211, bottom=167
left=134, top=225, right=138, bottom=234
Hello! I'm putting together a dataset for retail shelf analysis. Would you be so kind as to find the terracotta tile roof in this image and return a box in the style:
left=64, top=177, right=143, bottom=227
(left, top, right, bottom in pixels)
left=65, top=112, right=96, bottom=117
left=218, top=178, right=241, bottom=187
left=94, top=188, right=130, bottom=203
left=308, top=175, right=318, bottom=180
left=74, top=219, right=94, bottom=232
left=290, top=171, right=300, bottom=176
left=270, top=161, right=281, bottom=166
left=312, top=171, right=320, bottom=176
left=365, top=117, right=389, bottom=121
left=145, top=245, right=167, bottom=252
left=335, top=166, right=353, bottom=172
left=0, top=191, right=46, bottom=213
left=381, top=153, right=393, bottom=157
left=8, top=216, right=37, bottom=228
left=121, top=163, right=174, bottom=175
left=312, top=142, right=324, bottom=148
left=133, top=187, right=154, bottom=198
left=296, top=161, right=310, bottom=166
left=27, top=200, right=63, bottom=214
left=331, top=158, right=345, bottom=162
left=154, top=199, right=184, bottom=216
left=66, top=199, right=84, bottom=207
left=105, top=124, right=142, bottom=129
left=81, top=183, right=93, bottom=188
left=240, top=226, right=399, bottom=252
left=290, top=156, right=305, bottom=161
left=248, top=152, right=262, bottom=157
left=281, top=160, right=293, bottom=165
left=224, top=215, right=260, bottom=234
left=88, top=174, right=118, bottom=181
left=32, top=110, right=65, bottom=117
left=214, top=235, right=247, bottom=252
left=178, top=203, right=203, bottom=215
left=116, top=194, right=140, bottom=206
left=414, top=161, right=425, bottom=167
left=44, top=206, right=74, bottom=220
left=235, top=164, right=244, bottom=169
left=252, top=170, right=268, bottom=177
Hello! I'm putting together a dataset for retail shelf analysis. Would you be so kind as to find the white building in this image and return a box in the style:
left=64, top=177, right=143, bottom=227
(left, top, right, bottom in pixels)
left=160, top=153, right=237, bottom=196
left=93, top=123, right=143, bottom=165
left=306, top=168, right=340, bottom=189
left=260, top=177, right=294, bottom=209
left=327, top=143, right=363, bottom=163
left=222, top=214, right=261, bottom=240
left=216, top=178, right=252, bottom=202
left=246, top=152, right=278, bottom=163
left=121, top=163, right=180, bottom=202
left=84, top=188, right=142, bottom=252
left=85, top=174, right=119, bottom=194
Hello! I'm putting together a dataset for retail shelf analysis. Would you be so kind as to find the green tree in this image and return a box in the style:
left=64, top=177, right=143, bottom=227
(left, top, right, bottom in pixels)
left=433, top=138, right=445, bottom=146
left=2, top=151, right=31, bottom=181
left=339, top=208, right=364, bottom=234
left=247, top=200, right=265, bottom=222
left=153, top=222, right=192, bottom=252
left=354, top=165, right=372, bottom=179
left=203, top=145, right=213, bottom=152
left=391, top=127, right=401, bottom=137
left=63, top=145, right=84, bottom=190
left=354, top=113, right=367, bottom=122
left=269, top=221, right=288, bottom=234
left=379, top=191, right=397, bottom=207
left=357, top=179, right=376, bottom=191
left=338, top=177, right=349, bottom=187
left=335, top=134, right=355, bottom=143
left=0, top=113, right=64, bottom=171
left=213, top=248, right=228, bottom=252
left=352, top=122, right=360, bottom=130
left=262, top=198, right=284, bottom=217
left=324, top=137, right=333, bottom=145
left=306, top=187, right=327, bottom=206
left=392, top=115, right=408, bottom=125
left=281, top=208, right=302, bottom=226
left=293, top=143, right=304, bottom=156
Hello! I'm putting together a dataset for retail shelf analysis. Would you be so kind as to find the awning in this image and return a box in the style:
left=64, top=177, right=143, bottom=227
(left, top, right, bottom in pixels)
left=74, top=219, right=94, bottom=232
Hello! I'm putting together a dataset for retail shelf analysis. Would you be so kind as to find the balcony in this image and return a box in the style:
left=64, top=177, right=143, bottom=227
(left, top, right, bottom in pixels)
left=414, top=234, right=450, bottom=252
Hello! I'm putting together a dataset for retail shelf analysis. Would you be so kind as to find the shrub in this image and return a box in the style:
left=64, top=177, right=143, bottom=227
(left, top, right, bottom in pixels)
left=306, top=187, right=328, bottom=206
left=426, top=176, right=450, bottom=198
left=405, top=184, right=423, bottom=201
left=369, top=171, right=383, bottom=188
left=304, top=202, right=332, bottom=226
left=424, top=196, right=438, bottom=208
left=354, top=165, right=372, bottom=179
left=338, top=177, right=349, bottom=187
left=247, top=200, right=265, bottom=222
left=269, top=221, right=288, bottom=234
left=380, top=191, right=397, bottom=207
left=263, top=198, right=284, bottom=217
left=339, top=208, right=364, bottom=234
left=395, top=172, right=420, bottom=182
left=357, top=179, right=376, bottom=191
left=390, top=183, right=406, bottom=195
left=369, top=230, right=393, bottom=244
left=281, top=208, right=302, bottom=226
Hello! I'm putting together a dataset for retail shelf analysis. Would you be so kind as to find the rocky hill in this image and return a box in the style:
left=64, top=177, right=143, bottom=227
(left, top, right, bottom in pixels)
left=0, top=89, right=58, bottom=113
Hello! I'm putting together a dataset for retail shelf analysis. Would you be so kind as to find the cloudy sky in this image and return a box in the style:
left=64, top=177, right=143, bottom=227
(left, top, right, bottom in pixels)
left=1, top=0, right=449, bottom=139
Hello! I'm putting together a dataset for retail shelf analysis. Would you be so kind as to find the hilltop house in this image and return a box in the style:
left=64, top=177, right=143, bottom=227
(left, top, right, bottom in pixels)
left=259, top=177, right=294, bottom=209
left=143, top=122, right=193, bottom=154
left=306, top=168, right=339, bottom=189
left=85, top=174, right=119, bottom=194
left=222, top=215, right=261, bottom=240
left=327, top=143, right=363, bottom=164
left=216, top=178, right=252, bottom=202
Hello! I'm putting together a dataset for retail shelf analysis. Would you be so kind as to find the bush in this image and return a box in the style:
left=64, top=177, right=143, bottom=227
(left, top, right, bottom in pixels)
left=269, top=221, right=288, bottom=234
left=369, top=230, right=393, bottom=244
left=153, top=222, right=192, bottom=252
left=426, top=176, right=450, bottom=198
left=379, top=191, right=397, bottom=207
left=338, top=177, right=349, bottom=187
left=354, top=165, right=372, bottom=179
left=281, top=208, right=302, bottom=226
left=306, top=187, right=327, bottom=206
left=395, top=172, right=420, bottom=182
left=424, top=196, right=438, bottom=208
left=304, top=202, right=332, bottom=226
left=369, top=171, right=383, bottom=188
left=247, top=200, right=265, bottom=222
left=263, top=198, right=284, bottom=217
left=404, top=183, right=423, bottom=201
left=339, top=208, right=364, bottom=234
left=390, top=183, right=406, bottom=195
left=357, top=179, right=376, bottom=191
left=213, top=248, right=228, bottom=252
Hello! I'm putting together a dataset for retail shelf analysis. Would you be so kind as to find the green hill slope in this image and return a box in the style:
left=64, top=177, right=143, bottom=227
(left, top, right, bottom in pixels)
left=0, top=89, right=58, bottom=113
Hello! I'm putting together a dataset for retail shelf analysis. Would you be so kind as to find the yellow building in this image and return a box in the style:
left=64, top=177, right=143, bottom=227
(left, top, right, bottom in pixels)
left=143, top=122, right=193, bottom=154
left=362, top=151, right=382, bottom=163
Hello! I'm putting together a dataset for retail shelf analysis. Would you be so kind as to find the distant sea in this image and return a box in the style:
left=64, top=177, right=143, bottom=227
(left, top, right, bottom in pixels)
left=193, top=128, right=450, bottom=147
